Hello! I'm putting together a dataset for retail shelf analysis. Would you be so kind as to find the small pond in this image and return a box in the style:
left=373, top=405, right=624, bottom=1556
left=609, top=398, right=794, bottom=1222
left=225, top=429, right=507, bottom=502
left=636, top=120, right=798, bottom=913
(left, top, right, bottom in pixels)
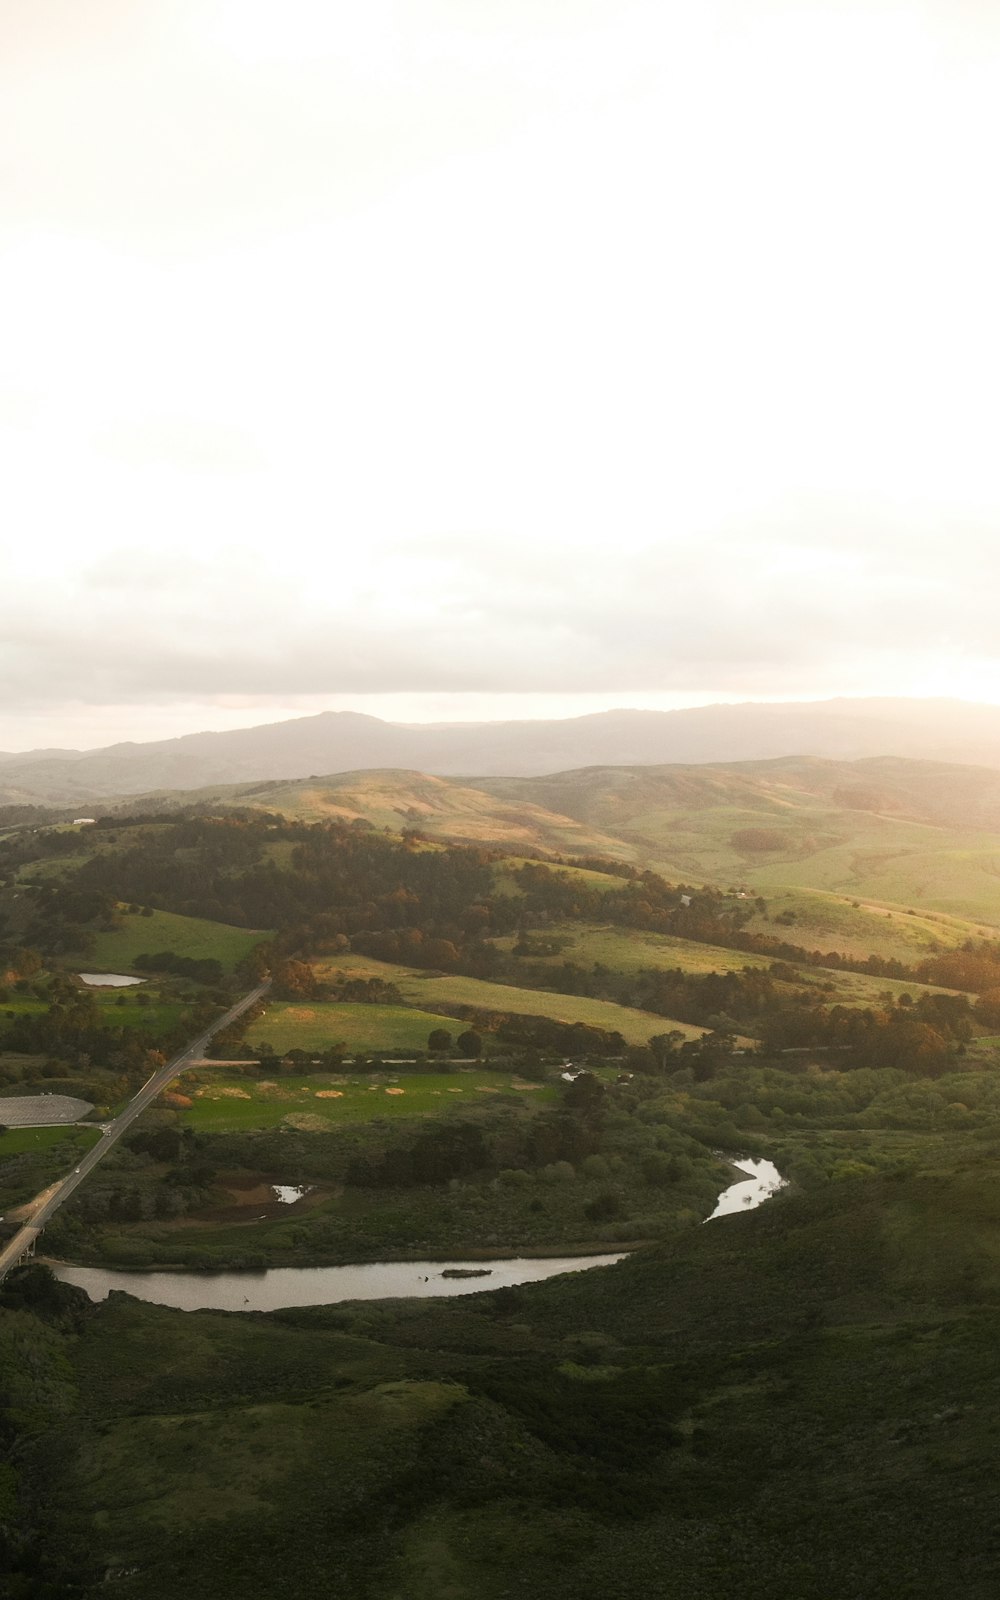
left=78, top=973, right=146, bottom=988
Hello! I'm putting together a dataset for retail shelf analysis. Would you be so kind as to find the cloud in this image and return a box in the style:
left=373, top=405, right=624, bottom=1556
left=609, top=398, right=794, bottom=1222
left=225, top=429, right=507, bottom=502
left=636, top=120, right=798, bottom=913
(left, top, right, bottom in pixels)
left=3, top=1, right=1000, bottom=747
left=1, top=512, right=997, bottom=719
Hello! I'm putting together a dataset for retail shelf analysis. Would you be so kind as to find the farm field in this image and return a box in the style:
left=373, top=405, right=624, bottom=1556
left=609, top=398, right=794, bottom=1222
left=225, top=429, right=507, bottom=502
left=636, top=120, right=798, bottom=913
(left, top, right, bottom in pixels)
left=489, top=921, right=966, bottom=1009
left=251, top=1001, right=475, bottom=1054
left=0, top=1124, right=100, bottom=1158
left=84, top=907, right=272, bottom=973
left=496, top=923, right=775, bottom=976
left=306, top=963, right=707, bottom=1045
left=175, top=1067, right=557, bottom=1132
left=395, top=973, right=705, bottom=1043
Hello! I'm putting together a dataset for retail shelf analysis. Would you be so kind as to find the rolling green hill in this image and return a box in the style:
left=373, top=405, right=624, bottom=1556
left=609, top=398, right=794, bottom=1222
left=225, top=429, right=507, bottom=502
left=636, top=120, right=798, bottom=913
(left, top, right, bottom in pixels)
left=106, top=755, right=1000, bottom=927
left=85, top=907, right=272, bottom=974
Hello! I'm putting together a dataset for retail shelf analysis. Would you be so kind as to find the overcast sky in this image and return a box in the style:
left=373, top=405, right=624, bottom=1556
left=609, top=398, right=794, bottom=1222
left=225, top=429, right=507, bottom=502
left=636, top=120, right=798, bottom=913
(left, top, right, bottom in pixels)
left=3, top=0, right=1000, bottom=751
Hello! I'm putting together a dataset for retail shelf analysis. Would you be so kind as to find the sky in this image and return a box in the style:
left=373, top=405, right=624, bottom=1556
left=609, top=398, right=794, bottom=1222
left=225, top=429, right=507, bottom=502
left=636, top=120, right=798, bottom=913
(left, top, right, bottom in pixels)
left=3, top=0, right=1000, bottom=752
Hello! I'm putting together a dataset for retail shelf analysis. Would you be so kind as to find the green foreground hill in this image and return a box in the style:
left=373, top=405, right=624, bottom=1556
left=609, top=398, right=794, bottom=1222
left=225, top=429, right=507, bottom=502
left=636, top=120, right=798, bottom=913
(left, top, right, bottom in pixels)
left=8, top=1157, right=1000, bottom=1598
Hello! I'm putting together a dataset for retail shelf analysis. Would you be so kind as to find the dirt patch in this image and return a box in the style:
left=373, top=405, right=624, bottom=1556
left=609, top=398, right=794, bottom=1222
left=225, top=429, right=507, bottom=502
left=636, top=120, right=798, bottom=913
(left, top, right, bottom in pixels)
left=8, top=1181, right=62, bottom=1223
left=315, top=1089, right=344, bottom=1099
left=446, top=1087, right=463, bottom=1093
left=384, top=1087, right=405, bottom=1095
left=283, top=1113, right=330, bottom=1132
left=475, top=1086, right=500, bottom=1093
left=286, top=1007, right=317, bottom=1021
left=195, top=1086, right=251, bottom=1100
left=512, top=1082, right=541, bottom=1091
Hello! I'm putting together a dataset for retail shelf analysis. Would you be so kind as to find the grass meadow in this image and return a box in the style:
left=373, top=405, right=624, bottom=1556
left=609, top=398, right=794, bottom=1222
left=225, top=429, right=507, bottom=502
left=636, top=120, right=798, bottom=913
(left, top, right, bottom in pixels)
left=303, top=970, right=706, bottom=1046
left=85, top=907, right=272, bottom=973
left=174, top=1066, right=557, bottom=1132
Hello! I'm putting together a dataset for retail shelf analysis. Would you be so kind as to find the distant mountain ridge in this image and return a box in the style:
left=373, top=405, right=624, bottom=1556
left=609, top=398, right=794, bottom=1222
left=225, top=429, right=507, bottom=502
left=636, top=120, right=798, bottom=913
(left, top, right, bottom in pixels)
left=3, top=697, right=1000, bottom=806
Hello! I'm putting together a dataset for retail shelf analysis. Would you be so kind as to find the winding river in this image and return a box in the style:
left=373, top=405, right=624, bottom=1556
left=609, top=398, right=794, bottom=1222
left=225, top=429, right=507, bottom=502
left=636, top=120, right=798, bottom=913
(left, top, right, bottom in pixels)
left=52, top=1155, right=785, bottom=1313
left=706, top=1156, right=785, bottom=1220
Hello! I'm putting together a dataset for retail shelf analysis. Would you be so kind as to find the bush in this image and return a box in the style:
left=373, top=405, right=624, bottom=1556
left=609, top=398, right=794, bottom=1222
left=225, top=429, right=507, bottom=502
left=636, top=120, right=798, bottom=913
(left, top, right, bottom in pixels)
left=581, top=1154, right=610, bottom=1180
left=498, top=1167, right=532, bottom=1187
left=539, top=1160, right=576, bottom=1184
left=584, top=1189, right=623, bottom=1221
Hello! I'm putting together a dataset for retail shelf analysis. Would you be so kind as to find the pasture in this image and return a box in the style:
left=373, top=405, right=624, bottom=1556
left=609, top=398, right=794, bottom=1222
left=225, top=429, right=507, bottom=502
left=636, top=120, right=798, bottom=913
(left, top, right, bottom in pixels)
left=0, top=1124, right=100, bottom=1157
left=251, top=1001, right=470, bottom=1054
left=491, top=921, right=966, bottom=1009
left=175, top=1067, right=556, bottom=1132
left=305, top=965, right=706, bottom=1045
left=742, top=887, right=993, bottom=962
left=86, top=907, right=272, bottom=973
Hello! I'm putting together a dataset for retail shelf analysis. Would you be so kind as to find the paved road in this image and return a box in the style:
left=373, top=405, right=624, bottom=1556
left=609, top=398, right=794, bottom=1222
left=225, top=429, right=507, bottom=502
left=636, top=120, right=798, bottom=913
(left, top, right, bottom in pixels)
left=0, top=981, right=270, bottom=1283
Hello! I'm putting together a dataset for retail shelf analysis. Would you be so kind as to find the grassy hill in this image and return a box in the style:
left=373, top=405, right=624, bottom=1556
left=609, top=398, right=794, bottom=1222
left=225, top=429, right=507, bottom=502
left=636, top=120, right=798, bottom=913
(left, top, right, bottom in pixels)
left=13, top=727, right=1000, bottom=933
left=85, top=907, right=272, bottom=974
left=106, top=755, right=1000, bottom=927
left=478, top=756, right=1000, bottom=918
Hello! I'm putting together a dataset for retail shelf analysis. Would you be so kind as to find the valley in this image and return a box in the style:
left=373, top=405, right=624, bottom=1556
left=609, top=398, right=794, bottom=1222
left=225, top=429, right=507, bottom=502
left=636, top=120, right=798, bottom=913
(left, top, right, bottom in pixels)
left=3, top=754, right=1000, bottom=1595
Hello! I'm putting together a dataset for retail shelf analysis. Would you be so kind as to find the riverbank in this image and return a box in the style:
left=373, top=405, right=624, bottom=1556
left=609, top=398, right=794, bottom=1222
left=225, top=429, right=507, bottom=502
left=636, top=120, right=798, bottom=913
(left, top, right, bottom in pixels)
left=47, top=1158, right=787, bottom=1306
left=38, top=1236, right=652, bottom=1274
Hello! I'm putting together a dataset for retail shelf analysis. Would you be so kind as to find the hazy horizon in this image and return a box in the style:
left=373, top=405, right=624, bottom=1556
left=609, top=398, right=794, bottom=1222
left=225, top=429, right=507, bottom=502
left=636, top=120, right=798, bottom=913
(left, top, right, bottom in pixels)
left=5, top=689, right=1000, bottom=760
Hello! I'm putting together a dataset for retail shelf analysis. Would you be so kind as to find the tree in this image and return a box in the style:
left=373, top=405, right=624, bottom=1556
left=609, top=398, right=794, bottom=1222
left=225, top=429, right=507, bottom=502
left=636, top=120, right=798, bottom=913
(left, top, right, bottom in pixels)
left=457, top=1029, right=482, bottom=1058
left=427, top=1028, right=453, bottom=1054
left=562, top=1071, right=605, bottom=1113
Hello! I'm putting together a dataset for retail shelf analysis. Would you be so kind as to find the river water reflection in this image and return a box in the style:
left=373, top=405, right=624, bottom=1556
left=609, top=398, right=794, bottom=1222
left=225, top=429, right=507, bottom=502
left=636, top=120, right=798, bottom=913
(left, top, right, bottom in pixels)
left=52, top=1158, right=786, bottom=1312
left=706, top=1157, right=786, bottom=1220
left=53, top=1254, right=628, bottom=1313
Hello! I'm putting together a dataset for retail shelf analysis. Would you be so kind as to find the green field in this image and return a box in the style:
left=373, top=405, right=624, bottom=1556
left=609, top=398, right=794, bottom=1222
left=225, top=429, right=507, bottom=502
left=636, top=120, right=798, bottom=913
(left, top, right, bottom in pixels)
left=493, top=857, right=629, bottom=891
left=490, top=920, right=965, bottom=1009
left=0, top=1124, right=98, bottom=1157
left=253, top=1002, right=479, bottom=1054
left=177, top=1067, right=556, bottom=1132
left=85, top=907, right=272, bottom=973
left=396, top=973, right=704, bottom=1043
left=306, top=966, right=706, bottom=1046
